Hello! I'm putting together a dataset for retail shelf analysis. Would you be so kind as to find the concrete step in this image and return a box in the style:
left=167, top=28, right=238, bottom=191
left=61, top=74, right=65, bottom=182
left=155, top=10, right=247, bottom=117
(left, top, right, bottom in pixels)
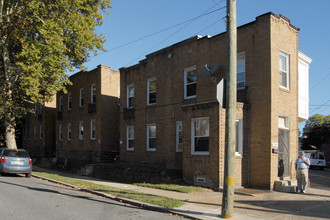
left=274, top=180, right=297, bottom=193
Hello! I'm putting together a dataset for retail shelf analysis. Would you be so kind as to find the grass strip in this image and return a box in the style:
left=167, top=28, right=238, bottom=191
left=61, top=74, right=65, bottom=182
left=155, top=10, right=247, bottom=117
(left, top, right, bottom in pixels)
left=133, top=183, right=211, bottom=193
left=33, top=171, right=183, bottom=208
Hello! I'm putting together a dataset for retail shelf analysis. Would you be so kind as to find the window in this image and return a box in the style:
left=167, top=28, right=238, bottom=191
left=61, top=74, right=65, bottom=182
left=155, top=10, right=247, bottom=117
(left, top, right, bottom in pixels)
left=176, top=121, right=183, bottom=152
left=34, top=104, right=37, bottom=116
left=58, top=95, right=63, bottom=112
left=191, top=118, right=209, bottom=155
left=279, top=51, right=290, bottom=89
left=79, top=88, right=84, bottom=107
left=40, top=125, right=43, bottom=140
left=147, top=78, right=156, bottom=105
left=235, top=119, right=243, bottom=156
left=34, top=126, right=37, bottom=140
left=127, top=84, right=134, bottom=108
left=68, top=92, right=72, bottom=110
left=90, top=119, right=96, bottom=140
left=91, top=84, right=96, bottom=104
left=39, top=104, right=42, bottom=115
left=184, top=66, right=197, bottom=99
left=278, top=115, right=289, bottom=129
left=147, top=124, right=156, bottom=151
left=67, top=123, right=71, bottom=141
left=59, top=124, right=63, bottom=141
left=79, top=121, right=84, bottom=140
left=237, top=52, right=245, bottom=89
left=126, top=126, right=134, bottom=151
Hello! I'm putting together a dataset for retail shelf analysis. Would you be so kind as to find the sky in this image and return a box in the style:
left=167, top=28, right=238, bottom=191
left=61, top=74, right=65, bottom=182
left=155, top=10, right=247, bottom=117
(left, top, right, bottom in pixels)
left=80, top=0, right=330, bottom=127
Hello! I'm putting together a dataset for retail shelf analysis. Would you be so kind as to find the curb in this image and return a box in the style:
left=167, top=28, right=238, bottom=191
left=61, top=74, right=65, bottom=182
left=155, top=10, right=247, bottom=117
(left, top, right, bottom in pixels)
left=32, top=174, right=200, bottom=220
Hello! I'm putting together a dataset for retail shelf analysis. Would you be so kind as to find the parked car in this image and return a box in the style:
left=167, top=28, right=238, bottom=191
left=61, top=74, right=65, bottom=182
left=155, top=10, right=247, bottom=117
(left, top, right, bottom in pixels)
left=0, top=148, right=32, bottom=177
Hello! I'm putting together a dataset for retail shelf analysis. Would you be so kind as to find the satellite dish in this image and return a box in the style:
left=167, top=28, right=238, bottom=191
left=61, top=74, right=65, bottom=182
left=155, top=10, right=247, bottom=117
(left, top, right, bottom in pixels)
left=203, top=63, right=219, bottom=76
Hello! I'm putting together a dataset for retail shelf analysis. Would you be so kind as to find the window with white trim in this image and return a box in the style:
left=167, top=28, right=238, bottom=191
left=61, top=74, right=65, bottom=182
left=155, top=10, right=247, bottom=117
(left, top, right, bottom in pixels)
left=237, top=52, right=245, bottom=89
left=67, top=123, right=71, bottom=141
left=147, top=124, right=156, bottom=151
left=79, top=88, right=84, bottom=107
left=278, top=115, right=290, bottom=129
left=191, top=118, right=209, bottom=155
left=127, top=84, right=134, bottom=108
left=90, top=119, right=96, bottom=140
left=126, top=126, right=134, bottom=151
left=59, top=124, right=63, bottom=141
left=58, top=95, right=63, bottom=112
left=184, top=66, right=197, bottom=99
left=91, top=83, right=96, bottom=104
left=235, top=119, right=243, bottom=156
left=68, top=92, right=72, bottom=110
left=279, top=51, right=290, bottom=89
left=176, top=121, right=183, bottom=152
left=147, top=78, right=156, bottom=105
left=40, top=125, right=43, bottom=140
left=79, top=121, right=83, bottom=140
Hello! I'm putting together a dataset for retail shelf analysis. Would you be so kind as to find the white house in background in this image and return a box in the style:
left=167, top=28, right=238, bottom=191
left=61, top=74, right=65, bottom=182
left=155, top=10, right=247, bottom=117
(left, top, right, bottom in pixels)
left=298, top=51, right=312, bottom=122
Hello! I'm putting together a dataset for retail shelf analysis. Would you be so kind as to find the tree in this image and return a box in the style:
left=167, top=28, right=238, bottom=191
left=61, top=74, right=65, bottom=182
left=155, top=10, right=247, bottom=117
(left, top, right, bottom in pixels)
left=301, top=114, right=330, bottom=150
left=0, top=0, right=111, bottom=149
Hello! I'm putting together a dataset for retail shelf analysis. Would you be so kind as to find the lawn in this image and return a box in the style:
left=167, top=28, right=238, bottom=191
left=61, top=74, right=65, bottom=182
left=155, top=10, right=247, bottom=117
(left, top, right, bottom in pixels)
left=33, top=171, right=184, bottom=208
left=133, top=183, right=212, bottom=193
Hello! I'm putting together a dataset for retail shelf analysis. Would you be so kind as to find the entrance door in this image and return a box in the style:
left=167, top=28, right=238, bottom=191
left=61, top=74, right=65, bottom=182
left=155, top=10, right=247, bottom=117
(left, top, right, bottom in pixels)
left=278, top=129, right=290, bottom=177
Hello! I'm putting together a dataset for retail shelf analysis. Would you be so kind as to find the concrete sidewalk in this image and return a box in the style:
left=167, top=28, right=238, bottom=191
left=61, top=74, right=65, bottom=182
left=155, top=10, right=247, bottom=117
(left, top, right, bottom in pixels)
left=32, top=167, right=330, bottom=220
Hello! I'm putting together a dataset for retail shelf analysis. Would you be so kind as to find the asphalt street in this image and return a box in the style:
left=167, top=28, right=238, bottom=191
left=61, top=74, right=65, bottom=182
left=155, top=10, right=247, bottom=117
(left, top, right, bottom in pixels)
left=0, top=174, right=181, bottom=220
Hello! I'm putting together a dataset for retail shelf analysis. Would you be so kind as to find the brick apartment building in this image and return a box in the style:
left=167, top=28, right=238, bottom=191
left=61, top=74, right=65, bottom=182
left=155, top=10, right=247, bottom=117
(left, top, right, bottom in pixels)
left=56, top=65, right=120, bottom=165
left=22, top=100, right=57, bottom=158
left=119, top=12, right=311, bottom=189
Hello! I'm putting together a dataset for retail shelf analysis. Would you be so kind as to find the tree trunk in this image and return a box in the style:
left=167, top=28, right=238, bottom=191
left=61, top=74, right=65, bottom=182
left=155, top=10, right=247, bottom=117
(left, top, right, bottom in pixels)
left=2, top=36, right=18, bottom=149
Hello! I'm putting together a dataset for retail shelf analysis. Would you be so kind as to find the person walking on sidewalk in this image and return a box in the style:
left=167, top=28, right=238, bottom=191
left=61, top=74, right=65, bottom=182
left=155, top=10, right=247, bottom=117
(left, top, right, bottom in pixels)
left=295, top=151, right=310, bottom=193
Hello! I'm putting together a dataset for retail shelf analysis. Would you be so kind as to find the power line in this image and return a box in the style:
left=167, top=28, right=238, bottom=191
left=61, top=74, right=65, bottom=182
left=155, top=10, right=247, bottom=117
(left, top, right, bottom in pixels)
left=124, top=4, right=226, bottom=67
left=310, top=72, right=330, bottom=89
left=309, top=99, right=330, bottom=114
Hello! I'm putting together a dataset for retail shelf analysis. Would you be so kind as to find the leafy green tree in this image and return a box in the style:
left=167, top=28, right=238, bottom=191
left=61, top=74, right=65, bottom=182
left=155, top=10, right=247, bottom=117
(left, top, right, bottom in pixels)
left=301, top=114, right=330, bottom=150
left=0, top=0, right=111, bottom=149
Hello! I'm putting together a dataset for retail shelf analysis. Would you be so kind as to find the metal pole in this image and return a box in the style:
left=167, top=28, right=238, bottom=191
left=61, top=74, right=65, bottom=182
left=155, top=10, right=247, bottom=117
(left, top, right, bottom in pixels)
left=221, top=0, right=237, bottom=218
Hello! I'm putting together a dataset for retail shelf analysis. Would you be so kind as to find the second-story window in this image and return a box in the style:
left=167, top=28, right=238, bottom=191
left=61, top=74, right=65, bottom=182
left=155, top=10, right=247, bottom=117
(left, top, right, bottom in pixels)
left=91, top=84, right=96, bottom=104
left=237, top=52, right=245, bottom=89
left=68, top=92, right=72, bottom=110
left=79, top=88, right=84, bottom=107
left=279, top=51, right=290, bottom=89
left=58, top=95, right=63, bottom=112
left=147, top=78, right=156, bottom=105
left=127, top=84, right=134, bottom=108
left=184, top=66, right=197, bottom=99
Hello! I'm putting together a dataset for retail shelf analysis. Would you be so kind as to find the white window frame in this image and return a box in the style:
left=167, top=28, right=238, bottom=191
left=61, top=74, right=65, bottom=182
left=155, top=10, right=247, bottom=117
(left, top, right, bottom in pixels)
left=235, top=119, right=243, bottom=156
left=90, top=119, right=96, bottom=140
left=79, top=121, right=84, bottom=140
left=147, top=124, right=156, bottom=151
left=278, top=115, right=290, bottom=130
left=67, top=92, right=72, bottom=110
left=279, top=51, right=290, bottom=90
left=147, top=77, right=156, bottom=105
left=59, top=95, right=63, bottom=112
left=67, top=123, right=71, bottom=141
left=237, top=52, right=245, bottom=90
left=127, top=84, right=135, bottom=109
left=184, top=65, right=197, bottom=99
left=40, top=125, right=43, bottom=140
left=79, top=88, right=84, bottom=107
left=176, top=121, right=183, bottom=152
left=126, top=126, right=134, bottom=151
left=191, top=117, right=209, bottom=155
left=91, top=83, right=96, bottom=104
left=59, top=124, right=63, bottom=141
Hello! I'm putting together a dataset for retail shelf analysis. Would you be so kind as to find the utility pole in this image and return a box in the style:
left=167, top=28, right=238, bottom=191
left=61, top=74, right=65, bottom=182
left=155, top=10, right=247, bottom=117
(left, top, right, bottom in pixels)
left=221, top=0, right=237, bottom=219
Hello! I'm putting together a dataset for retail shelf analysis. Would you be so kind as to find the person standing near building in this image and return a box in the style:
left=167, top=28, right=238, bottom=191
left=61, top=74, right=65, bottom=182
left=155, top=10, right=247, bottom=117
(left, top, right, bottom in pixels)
left=295, top=152, right=311, bottom=193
